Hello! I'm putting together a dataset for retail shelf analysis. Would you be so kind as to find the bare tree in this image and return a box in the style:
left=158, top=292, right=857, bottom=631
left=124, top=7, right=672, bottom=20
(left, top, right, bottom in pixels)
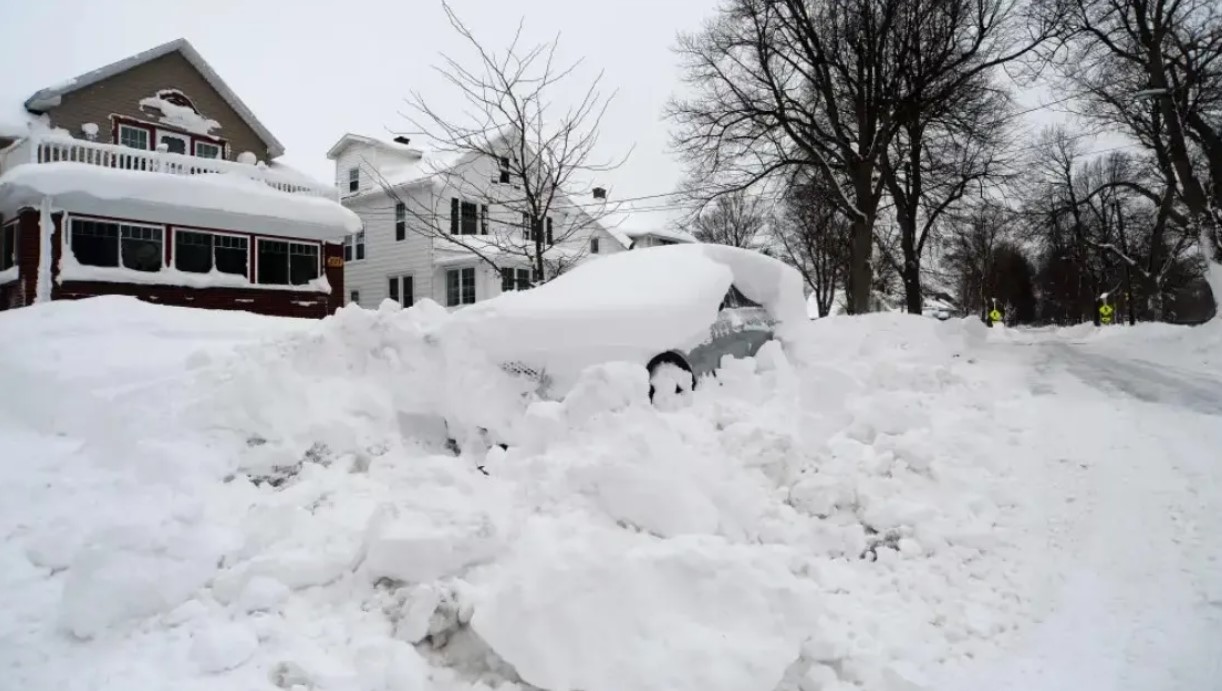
left=375, top=1, right=626, bottom=284
left=775, top=173, right=851, bottom=316
left=943, top=202, right=1010, bottom=318
left=691, top=189, right=768, bottom=248
left=1042, top=0, right=1222, bottom=314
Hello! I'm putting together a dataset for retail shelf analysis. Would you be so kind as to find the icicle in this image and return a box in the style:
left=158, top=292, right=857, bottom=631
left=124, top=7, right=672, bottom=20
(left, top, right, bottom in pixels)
left=35, top=196, right=53, bottom=303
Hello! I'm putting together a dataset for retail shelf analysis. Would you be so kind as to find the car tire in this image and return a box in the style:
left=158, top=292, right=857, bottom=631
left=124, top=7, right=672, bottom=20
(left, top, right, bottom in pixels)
left=647, top=356, right=695, bottom=407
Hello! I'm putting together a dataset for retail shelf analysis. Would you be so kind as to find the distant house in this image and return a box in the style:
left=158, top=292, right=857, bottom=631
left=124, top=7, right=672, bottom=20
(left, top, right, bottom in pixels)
left=326, top=133, right=629, bottom=309
left=0, top=39, right=360, bottom=318
left=620, top=227, right=697, bottom=249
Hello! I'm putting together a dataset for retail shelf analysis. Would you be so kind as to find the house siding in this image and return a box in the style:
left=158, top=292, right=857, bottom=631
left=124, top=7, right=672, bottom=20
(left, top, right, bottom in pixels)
left=337, top=140, right=626, bottom=309
left=342, top=190, right=436, bottom=308
left=41, top=51, right=269, bottom=161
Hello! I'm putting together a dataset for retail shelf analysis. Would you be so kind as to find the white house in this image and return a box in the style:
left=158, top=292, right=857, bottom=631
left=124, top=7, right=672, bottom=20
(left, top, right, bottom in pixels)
left=326, top=133, right=631, bottom=309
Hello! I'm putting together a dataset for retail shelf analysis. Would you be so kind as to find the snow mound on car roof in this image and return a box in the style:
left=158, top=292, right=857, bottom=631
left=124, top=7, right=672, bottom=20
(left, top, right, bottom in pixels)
left=449, top=244, right=807, bottom=370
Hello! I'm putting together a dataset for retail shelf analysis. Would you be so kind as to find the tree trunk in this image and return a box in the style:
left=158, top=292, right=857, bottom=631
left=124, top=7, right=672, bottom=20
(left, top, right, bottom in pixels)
left=847, top=216, right=873, bottom=315
left=902, top=254, right=922, bottom=315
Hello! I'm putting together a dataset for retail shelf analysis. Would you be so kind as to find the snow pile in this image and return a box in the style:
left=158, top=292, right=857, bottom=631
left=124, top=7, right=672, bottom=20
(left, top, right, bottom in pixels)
left=2, top=298, right=1220, bottom=690
left=0, top=162, right=360, bottom=239
left=140, top=90, right=221, bottom=135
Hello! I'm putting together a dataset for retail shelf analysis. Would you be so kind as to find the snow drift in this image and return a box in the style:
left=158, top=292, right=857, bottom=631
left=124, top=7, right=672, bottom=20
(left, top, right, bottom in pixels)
left=1, top=298, right=1219, bottom=691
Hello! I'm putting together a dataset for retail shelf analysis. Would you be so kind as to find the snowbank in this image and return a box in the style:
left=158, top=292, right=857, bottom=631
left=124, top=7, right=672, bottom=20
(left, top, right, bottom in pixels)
left=2, top=297, right=1219, bottom=690
left=0, top=162, right=361, bottom=240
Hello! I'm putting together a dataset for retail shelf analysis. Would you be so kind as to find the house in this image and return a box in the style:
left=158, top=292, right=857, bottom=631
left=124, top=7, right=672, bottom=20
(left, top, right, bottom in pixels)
left=620, top=226, right=697, bottom=249
left=326, top=133, right=630, bottom=309
left=0, top=39, right=361, bottom=318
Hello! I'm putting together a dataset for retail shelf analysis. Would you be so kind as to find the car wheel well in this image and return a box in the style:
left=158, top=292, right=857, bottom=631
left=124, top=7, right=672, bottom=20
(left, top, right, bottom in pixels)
left=646, top=351, right=692, bottom=376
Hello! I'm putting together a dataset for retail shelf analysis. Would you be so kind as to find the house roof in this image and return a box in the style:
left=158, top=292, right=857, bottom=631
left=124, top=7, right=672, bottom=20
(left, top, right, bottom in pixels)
left=325, top=133, right=423, bottom=160
left=23, top=38, right=286, bottom=158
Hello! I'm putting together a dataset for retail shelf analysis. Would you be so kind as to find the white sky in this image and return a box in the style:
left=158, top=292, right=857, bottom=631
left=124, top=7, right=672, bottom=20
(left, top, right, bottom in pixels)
left=0, top=0, right=717, bottom=230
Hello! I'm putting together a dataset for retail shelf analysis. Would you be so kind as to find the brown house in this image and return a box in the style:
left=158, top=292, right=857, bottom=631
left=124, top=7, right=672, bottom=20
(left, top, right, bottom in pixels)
left=0, top=38, right=359, bottom=318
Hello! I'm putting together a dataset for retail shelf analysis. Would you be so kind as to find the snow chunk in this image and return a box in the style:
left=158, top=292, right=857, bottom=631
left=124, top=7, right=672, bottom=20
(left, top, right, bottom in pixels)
left=473, top=532, right=818, bottom=691
left=361, top=502, right=503, bottom=584
left=190, top=621, right=259, bottom=673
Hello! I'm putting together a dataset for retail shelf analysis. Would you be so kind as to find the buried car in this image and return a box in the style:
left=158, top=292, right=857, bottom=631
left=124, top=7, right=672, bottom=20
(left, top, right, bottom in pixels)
left=442, top=243, right=809, bottom=402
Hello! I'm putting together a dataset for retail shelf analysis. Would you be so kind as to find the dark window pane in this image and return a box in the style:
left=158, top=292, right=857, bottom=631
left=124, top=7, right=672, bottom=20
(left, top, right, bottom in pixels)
left=516, top=268, right=530, bottom=291
left=162, top=137, right=187, bottom=155
left=447, top=270, right=460, bottom=306
left=590, top=238, right=599, bottom=254
left=70, top=220, right=119, bottom=267
left=119, top=225, right=163, bottom=272
left=546, top=217, right=553, bottom=245
left=215, top=235, right=248, bottom=277
left=175, top=231, right=213, bottom=273
left=461, top=267, right=476, bottom=304
left=395, top=203, right=406, bottom=241
left=461, top=202, right=478, bottom=235
left=499, top=156, right=510, bottom=184
left=258, top=240, right=289, bottom=285
left=348, top=168, right=359, bottom=192
left=343, top=239, right=352, bottom=262
left=501, top=268, right=513, bottom=292
left=350, top=291, right=360, bottom=304
left=389, top=276, right=400, bottom=303
left=403, top=276, right=414, bottom=306
left=450, top=198, right=459, bottom=234
left=289, top=243, right=319, bottom=285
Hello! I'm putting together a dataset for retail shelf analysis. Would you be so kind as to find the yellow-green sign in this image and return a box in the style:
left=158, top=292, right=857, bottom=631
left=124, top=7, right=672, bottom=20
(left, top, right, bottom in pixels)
left=1099, top=304, right=1114, bottom=316
left=988, top=309, right=1002, bottom=322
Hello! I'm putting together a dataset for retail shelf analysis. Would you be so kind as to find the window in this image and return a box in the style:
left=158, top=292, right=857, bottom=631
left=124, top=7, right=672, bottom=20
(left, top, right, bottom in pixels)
left=497, top=156, right=511, bottom=184
left=720, top=285, right=760, bottom=310
left=194, top=141, right=221, bottom=159
left=350, top=290, right=360, bottom=305
left=118, top=125, right=150, bottom=150
left=481, top=204, right=489, bottom=234
left=345, top=231, right=365, bottom=261
left=501, top=267, right=531, bottom=292
left=1, top=223, right=15, bottom=271
left=388, top=275, right=413, bottom=306
left=257, top=240, right=319, bottom=286
left=348, top=167, right=360, bottom=193
left=450, top=199, right=480, bottom=235
left=446, top=267, right=476, bottom=306
left=395, top=203, right=406, bottom=241
left=69, top=218, right=162, bottom=272
left=175, top=230, right=248, bottom=277
left=522, top=214, right=553, bottom=243
left=590, top=237, right=600, bottom=254
left=159, top=134, right=188, bottom=155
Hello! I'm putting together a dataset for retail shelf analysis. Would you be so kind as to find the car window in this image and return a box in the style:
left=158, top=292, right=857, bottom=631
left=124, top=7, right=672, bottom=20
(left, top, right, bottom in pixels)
left=720, top=285, right=761, bottom=310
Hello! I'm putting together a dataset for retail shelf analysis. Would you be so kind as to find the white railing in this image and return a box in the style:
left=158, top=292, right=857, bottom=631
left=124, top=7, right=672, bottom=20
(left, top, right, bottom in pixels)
left=10, top=136, right=337, bottom=199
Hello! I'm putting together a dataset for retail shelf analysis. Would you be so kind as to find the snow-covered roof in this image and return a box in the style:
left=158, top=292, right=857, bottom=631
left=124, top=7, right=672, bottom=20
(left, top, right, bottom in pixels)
left=325, top=133, right=423, bottom=160
left=23, top=39, right=286, bottom=158
left=622, top=226, right=697, bottom=244
left=0, top=163, right=360, bottom=241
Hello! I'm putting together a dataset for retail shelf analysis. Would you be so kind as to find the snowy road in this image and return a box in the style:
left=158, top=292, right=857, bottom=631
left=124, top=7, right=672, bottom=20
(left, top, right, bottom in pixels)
left=946, top=338, right=1222, bottom=690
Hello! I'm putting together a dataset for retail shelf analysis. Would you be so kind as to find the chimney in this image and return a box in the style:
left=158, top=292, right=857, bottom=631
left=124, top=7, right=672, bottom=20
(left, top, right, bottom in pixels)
left=393, top=135, right=412, bottom=146
left=593, top=187, right=607, bottom=200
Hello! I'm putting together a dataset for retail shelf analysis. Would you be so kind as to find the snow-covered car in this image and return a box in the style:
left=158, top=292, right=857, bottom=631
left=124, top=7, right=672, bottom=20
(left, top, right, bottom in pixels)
left=443, top=244, right=808, bottom=401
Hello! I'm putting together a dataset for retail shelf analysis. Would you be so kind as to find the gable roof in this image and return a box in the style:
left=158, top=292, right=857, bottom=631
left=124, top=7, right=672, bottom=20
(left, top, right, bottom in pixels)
left=325, top=133, right=423, bottom=160
left=23, top=38, right=286, bottom=158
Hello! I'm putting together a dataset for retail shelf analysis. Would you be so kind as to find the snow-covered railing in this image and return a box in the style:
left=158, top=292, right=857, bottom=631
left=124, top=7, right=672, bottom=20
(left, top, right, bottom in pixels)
left=0, top=137, right=35, bottom=175
left=16, top=136, right=335, bottom=199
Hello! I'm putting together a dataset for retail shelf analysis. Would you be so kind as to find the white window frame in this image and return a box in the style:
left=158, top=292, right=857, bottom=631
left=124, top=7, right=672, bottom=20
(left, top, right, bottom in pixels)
left=388, top=273, right=414, bottom=306
left=348, top=167, right=360, bottom=193
left=193, top=141, right=222, bottom=159
left=344, top=230, right=365, bottom=262
left=172, top=227, right=251, bottom=279
left=118, top=124, right=150, bottom=150
left=446, top=266, right=477, bottom=306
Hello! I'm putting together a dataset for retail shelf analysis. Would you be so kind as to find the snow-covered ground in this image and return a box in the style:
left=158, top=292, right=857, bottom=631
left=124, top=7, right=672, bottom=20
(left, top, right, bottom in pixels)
left=2, top=297, right=1220, bottom=691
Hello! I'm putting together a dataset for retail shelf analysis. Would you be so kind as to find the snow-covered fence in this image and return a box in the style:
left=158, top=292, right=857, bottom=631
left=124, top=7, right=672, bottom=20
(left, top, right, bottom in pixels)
left=24, top=137, right=334, bottom=199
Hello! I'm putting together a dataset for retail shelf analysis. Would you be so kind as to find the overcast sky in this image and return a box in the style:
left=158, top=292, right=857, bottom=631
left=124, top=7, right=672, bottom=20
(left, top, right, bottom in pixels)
left=3, top=0, right=1117, bottom=232
left=1, top=0, right=718, bottom=229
